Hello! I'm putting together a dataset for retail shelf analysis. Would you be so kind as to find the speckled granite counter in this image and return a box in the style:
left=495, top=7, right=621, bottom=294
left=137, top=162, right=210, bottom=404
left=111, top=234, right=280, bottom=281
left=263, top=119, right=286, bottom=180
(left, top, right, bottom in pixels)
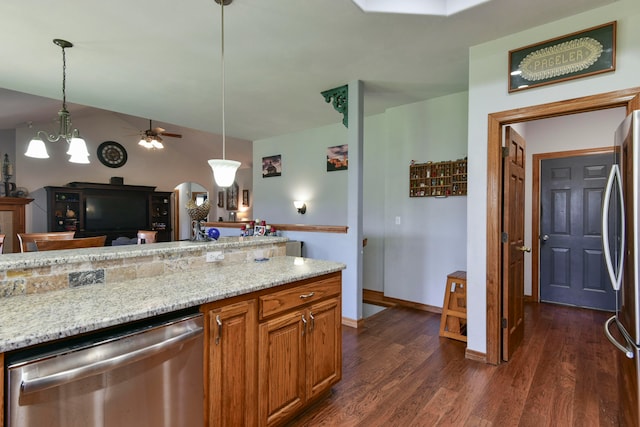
left=0, top=236, right=289, bottom=298
left=0, top=256, right=345, bottom=352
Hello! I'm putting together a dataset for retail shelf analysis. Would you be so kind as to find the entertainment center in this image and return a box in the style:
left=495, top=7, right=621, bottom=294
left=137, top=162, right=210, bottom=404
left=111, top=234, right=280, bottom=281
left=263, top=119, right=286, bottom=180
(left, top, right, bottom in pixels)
left=45, top=182, right=172, bottom=244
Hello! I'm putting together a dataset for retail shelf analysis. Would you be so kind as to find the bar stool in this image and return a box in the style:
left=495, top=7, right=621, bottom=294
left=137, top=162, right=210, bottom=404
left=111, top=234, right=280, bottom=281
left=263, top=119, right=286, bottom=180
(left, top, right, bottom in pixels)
left=17, top=232, right=75, bottom=253
left=137, top=230, right=158, bottom=244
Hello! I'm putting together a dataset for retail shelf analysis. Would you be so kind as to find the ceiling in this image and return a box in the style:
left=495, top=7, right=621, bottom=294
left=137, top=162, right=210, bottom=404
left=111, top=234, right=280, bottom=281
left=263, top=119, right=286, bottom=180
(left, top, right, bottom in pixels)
left=0, top=0, right=615, bottom=142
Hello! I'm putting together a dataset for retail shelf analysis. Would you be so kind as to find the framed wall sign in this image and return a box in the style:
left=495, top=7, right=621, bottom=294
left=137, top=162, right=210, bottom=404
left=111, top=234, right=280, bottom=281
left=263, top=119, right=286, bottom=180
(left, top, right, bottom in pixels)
left=327, top=144, right=348, bottom=172
left=262, top=155, right=282, bottom=178
left=508, top=21, right=616, bottom=93
left=226, top=182, right=239, bottom=211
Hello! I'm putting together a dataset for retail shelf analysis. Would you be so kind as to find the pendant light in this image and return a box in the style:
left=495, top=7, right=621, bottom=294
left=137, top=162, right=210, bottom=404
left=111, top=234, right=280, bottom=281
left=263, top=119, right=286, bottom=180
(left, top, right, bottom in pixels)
left=25, top=39, right=90, bottom=164
left=208, top=0, right=241, bottom=188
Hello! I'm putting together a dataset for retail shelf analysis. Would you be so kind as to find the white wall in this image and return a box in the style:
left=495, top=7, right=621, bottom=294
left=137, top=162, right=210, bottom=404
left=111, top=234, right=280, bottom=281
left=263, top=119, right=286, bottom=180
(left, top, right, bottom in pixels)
left=383, top=93, right=468, bottom=307
left=253, top=91, right=469, bottom=321
left=253, top=123, right=349, bottom=226
left=467, top=0, right=640, bottom=354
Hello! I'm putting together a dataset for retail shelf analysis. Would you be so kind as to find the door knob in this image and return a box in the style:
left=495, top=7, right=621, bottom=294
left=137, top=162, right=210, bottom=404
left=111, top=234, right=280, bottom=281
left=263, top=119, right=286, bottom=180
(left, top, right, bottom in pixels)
left=541, top=234, right=549, bottom=241
left=517, top=246, right=532, bottom=253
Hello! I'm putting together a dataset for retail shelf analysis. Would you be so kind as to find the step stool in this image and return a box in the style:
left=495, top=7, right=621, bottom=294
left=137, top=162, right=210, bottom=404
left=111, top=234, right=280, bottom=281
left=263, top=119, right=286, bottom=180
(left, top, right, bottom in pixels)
left=439, top=271, right=467, bottom=343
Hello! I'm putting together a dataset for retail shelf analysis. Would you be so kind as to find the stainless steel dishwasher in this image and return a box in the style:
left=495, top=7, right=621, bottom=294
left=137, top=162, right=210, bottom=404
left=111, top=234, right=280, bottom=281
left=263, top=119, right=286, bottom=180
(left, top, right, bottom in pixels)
left=6, top=310, right=204, bottom=427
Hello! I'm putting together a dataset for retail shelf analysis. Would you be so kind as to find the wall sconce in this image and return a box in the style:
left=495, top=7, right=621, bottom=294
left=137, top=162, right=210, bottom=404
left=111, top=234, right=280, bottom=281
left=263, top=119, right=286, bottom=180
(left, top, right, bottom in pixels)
left=294, top=200, right=307, bottom=214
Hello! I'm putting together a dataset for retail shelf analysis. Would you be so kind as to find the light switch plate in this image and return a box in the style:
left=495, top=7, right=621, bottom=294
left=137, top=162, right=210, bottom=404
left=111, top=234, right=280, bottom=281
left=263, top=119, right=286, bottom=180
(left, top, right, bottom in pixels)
left=206, top=251, right=224, bottom=262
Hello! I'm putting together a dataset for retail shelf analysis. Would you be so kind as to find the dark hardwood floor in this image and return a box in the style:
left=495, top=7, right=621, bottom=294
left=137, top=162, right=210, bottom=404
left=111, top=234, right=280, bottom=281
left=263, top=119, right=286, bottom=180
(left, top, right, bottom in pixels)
left=289, top=303, right=620, bottom=426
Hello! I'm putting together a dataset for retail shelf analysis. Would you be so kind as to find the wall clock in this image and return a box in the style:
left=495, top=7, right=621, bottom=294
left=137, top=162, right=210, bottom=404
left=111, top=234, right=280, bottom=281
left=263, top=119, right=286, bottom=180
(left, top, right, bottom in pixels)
left=97, top=141, right=128, bottom=168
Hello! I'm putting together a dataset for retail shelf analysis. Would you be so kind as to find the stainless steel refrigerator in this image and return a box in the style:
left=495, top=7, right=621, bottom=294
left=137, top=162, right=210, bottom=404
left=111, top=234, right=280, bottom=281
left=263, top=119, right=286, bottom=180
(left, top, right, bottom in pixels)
left=604, top=109, right=640, bottom=426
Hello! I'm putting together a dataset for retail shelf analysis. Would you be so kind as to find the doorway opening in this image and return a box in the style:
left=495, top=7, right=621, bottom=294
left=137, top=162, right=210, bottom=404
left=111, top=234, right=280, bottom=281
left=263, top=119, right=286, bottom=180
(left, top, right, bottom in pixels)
left=485, top=87, right=640, bottom=365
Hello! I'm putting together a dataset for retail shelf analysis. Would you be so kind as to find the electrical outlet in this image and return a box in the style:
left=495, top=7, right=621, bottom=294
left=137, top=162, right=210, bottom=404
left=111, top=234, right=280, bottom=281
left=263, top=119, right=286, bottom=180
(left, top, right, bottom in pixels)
left=395, top=216, right=401, bottom=225
left=206, top=251, right=224, bottom=262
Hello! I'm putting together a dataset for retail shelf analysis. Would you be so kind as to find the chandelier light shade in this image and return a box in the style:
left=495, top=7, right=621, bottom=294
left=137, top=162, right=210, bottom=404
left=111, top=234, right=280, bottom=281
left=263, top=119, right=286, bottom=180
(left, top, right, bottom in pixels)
left=24, top=136, right=49, bottom=158
left=208, top=0, right=241, bottom=188
left=25, top=39, right=90, bottom=164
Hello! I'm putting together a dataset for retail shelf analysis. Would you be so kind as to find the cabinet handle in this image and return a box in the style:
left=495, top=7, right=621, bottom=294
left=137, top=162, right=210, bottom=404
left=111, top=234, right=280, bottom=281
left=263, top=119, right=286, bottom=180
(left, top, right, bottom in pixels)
left=301, top=314, right=307, bottom=336
left=300, top=292, right=315, bottom=299
left=309, top=312, right=315, bottom=332
left=215, top=315, right=222, bottom=345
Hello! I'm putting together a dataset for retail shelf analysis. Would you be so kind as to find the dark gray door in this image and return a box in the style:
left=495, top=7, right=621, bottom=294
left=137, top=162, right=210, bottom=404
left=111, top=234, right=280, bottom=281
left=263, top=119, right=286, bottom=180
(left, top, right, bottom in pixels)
left=539, top=153, right=616, bottom=311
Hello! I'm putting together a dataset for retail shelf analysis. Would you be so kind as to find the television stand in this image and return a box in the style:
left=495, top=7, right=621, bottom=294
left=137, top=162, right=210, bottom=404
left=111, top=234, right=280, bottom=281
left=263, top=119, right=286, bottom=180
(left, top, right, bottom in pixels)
left=45, top=183, right=172, bottom=244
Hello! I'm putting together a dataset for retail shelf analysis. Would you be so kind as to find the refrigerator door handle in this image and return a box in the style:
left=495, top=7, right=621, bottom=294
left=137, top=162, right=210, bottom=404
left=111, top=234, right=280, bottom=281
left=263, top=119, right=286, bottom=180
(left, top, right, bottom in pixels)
left=602, top=164, right=625, bottom=291
left=605, top=315, right=635, bottom=359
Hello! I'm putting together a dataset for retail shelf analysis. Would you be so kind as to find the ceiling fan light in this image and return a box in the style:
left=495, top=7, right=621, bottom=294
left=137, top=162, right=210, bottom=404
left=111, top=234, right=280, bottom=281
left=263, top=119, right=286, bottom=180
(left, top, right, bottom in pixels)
left=25, top=136, right=50, bottom=159
left=208, top=159, right=240, bottom=188
left=151, top=140, right=164, bottom=149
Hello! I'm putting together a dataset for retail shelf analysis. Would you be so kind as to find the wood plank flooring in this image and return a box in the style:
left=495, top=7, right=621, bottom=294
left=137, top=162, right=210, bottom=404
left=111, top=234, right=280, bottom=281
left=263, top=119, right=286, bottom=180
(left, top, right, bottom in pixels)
left=288, top=303, right=620, bottom=426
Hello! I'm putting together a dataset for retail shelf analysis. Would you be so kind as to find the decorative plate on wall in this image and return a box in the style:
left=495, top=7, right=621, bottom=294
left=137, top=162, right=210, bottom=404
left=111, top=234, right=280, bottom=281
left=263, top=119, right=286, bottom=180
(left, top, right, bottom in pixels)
left=97, top=141, right=128, bottom=168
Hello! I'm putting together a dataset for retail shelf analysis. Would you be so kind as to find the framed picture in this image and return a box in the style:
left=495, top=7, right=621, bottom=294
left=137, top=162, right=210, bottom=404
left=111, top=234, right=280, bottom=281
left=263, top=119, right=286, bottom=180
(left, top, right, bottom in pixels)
left=508, top=21, right=616, bottom=93
left=327, top=144, right=348, bottom=171
left=242, top=189, right=250, bottom=206
left=262, top=155, right=282, bottom=178
left=217, top=191, right=224, bottom=208
left=226, top=182, right=238, bottom=211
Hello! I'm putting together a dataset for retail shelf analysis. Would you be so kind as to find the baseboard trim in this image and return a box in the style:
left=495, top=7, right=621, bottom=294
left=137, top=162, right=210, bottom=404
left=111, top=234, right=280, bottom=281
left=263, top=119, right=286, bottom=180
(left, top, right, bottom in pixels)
left=465, top=348, right=487, bottom=363
left=342, top=317, right=364, bottom=329
left=363, top=289, right=442, bottom=314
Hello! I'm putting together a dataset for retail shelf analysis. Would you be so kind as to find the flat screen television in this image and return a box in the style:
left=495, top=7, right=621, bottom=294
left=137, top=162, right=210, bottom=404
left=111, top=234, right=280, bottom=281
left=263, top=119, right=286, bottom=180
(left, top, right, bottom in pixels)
left=84, top=192, right=148, bottom=232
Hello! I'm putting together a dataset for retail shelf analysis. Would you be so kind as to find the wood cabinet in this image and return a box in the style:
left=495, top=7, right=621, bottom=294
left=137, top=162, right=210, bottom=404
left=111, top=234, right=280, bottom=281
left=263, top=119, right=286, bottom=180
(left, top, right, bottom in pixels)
left=202, top=298, right=257, bottom=427
left=47, top=189, right=82, bottom=233
left=187, top=272, right=342, bottom=427
left=257, top=273, right=342, bottom=427
left=0, top=197, right=33, bottom=253
left=150, top=192, right=172, bottom=242
left=409, top=158, right=467, bottom=197
left=45, top=184, right=172, bottom=244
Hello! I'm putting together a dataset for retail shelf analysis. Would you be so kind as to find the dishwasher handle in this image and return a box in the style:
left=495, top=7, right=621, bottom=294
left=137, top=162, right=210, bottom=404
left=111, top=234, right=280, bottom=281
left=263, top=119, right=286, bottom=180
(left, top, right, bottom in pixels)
left=20, top=324, right=203, bottom=395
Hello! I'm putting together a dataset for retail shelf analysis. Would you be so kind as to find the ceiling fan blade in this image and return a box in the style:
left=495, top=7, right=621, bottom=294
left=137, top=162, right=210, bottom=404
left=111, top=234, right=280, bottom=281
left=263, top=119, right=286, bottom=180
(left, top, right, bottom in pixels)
left=160, top=132, right=183, bottom=138
left=153, top=127, right=166, bottom=133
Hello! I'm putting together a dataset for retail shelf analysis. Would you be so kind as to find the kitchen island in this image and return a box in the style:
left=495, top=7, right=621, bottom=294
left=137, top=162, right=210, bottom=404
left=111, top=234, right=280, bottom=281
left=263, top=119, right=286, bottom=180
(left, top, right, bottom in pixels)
left=0, top=237, right=345, bottom=426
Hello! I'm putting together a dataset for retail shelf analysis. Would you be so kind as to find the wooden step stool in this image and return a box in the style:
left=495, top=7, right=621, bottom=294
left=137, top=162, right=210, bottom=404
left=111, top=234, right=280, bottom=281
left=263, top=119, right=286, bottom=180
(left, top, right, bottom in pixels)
left=439, top=271, right=467, bottom=342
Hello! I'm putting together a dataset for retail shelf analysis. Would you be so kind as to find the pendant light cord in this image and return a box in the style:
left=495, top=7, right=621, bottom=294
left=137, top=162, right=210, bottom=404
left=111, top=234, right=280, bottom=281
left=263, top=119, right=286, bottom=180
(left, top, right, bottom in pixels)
left=221, top=0, right=226, bottom=160
left=61, top=44, right=68, bottom=111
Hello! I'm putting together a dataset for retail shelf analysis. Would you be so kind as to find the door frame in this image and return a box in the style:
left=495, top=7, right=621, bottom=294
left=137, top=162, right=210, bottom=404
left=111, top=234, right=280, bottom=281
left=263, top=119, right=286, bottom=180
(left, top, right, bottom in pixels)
left=485, top=87, right=640, bottom=365
left=531, top=147, right=615, bottom=305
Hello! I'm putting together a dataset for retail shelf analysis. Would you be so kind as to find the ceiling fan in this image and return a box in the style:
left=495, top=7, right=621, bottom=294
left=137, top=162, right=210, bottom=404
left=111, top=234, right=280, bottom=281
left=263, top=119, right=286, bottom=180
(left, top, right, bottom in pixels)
left=138, top=119, right=182, bottom=149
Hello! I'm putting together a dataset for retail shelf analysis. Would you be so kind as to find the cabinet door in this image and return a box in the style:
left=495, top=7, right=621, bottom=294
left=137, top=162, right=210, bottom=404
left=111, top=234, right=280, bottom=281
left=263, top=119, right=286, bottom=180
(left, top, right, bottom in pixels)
left=206, top=299, right=257, bottom=427
left=306, top=297, right=342, bottom=401
left=258, top=310, right=306, bottom=427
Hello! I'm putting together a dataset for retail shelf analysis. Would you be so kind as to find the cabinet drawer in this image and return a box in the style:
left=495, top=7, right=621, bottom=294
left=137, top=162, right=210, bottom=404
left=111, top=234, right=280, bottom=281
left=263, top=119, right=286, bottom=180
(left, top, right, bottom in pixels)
left=260, top=275, right=340, bottom=319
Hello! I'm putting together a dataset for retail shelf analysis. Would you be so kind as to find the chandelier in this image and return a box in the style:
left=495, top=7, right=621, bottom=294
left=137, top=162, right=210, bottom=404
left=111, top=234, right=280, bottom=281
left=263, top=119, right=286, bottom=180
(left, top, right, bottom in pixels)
left=25, top=39, right=90, bottom=164
left=207, top=0, right=241, bottom=188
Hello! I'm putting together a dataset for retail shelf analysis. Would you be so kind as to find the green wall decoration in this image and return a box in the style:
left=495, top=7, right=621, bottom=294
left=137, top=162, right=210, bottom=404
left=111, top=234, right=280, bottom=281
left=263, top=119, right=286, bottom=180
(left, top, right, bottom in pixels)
left=321, top=85, right=348, bottom=128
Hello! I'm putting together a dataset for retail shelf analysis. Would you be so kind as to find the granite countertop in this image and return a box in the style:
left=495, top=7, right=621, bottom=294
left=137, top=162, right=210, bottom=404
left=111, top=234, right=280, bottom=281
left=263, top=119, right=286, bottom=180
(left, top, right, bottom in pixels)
left=0, top=236, right=288, bottom=270
left=0, top=256, right=345, bottom=353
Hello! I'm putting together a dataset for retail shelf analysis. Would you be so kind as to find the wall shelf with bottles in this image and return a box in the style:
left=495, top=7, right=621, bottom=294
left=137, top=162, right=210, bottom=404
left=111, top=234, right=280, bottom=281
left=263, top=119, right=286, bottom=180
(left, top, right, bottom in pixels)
left=409, top=158, right=467, bottom=198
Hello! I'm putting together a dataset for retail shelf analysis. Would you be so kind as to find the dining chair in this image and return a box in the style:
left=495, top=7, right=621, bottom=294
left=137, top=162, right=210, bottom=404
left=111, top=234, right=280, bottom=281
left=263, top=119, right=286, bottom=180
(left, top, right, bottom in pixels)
left=35, top=235, right=107, bottom=251
left=17, top=231, right=75, bottom=253
left=0, top=234, right=5, bottom=254
left=137, top=230, right=158, bottom=244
